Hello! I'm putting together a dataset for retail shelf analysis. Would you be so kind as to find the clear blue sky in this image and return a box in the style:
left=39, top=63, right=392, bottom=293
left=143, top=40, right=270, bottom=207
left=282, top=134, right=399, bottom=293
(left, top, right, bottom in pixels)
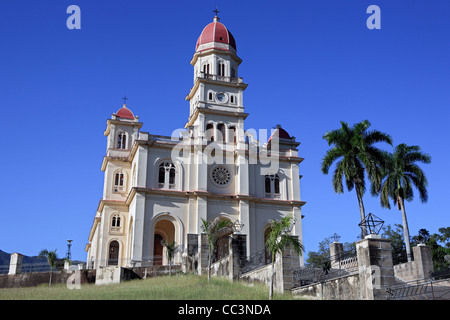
left=0, top=1, right=448, bottom=261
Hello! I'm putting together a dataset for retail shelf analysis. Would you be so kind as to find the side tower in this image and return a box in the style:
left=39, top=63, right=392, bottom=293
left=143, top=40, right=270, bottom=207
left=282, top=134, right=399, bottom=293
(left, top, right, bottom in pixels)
left=102, top=104, right=142, bottom=200
left=86, top=103, right=142, bottom=268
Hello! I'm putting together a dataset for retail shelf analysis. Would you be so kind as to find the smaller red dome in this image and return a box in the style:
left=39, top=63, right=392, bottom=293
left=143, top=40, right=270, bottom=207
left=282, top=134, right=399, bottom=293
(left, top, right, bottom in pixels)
left=116, top=105, right=135, bottom=119
left=268, top=125, right=291, bottom=142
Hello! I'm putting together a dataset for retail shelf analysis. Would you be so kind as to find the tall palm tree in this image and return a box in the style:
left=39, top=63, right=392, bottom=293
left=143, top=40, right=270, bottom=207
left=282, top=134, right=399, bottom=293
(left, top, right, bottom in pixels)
left=39, top=249, right=58, bottom=287
left=161, top=240, right=178, bottom=276
left=201, top=217, right=235, bottom=282
left=321, top=120, right=392, bottom=238
left=265, top=216, right=303, bottom=300
left=379, top=143, right=431, bottom=262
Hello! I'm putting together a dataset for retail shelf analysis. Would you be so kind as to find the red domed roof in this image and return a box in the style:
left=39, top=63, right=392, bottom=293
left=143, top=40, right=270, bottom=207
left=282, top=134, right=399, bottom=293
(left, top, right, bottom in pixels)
left=116, top=105, right=135, bottom=119
left=195, top=17, right=236, bottom=52
left=268, top=125, right=292, bottom=142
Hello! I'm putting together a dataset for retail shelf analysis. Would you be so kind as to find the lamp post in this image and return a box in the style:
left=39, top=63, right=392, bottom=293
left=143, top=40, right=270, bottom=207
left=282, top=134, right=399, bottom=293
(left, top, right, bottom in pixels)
left=66, top=240, right=73, bottom=261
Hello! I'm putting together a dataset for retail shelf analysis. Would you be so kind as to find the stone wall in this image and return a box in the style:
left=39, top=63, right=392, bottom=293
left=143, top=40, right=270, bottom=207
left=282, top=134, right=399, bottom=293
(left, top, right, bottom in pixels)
left=0, top=270, right=96, bottom=288
left=292, top=273, right=360, bottom=300
left=394, top=245, right=434, bottom=282
left=239, top=264, right=274, bottom=288
left=210, top=255, right=233, bottom=279
left=238, top=236, right=301, bottom=294
left=291, top=238, right=436, bottom=300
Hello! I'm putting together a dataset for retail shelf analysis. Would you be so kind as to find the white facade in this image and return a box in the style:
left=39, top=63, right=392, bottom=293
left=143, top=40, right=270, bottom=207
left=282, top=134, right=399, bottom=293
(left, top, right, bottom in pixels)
left=85, top=16, right=306, bottom=269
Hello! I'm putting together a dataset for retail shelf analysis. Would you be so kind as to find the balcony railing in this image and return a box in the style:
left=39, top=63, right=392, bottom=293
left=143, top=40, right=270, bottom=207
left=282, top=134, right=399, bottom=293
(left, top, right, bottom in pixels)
left=197, top=72, right=243, bottom=84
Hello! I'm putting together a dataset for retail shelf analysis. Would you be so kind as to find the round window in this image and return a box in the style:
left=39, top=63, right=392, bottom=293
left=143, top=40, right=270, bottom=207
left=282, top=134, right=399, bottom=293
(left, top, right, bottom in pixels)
left=211, top=165, right=232, bottom=186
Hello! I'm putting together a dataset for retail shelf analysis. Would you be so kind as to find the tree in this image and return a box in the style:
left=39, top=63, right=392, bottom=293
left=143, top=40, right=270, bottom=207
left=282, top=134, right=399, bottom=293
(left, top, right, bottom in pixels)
left=321, top=120, right=393, bottom=238
left=161, top=240, right=177, bottom=276
left=381, top=224, right=408, bottom=264
left=378, top=143, right=431, bottom=262
left=201, top=217, right=235, bottom=282
left=305, top=236, right=355, bottom=267
left=413, top=228, right=450, bottom=271
left=39, top=249, right=58, bottom=287
left=265, top=216, right=303, bottom=300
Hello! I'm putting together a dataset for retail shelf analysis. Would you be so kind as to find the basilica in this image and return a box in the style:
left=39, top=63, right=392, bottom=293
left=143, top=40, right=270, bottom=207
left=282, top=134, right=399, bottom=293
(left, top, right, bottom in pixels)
left=85, top=14, right=306, bottom=269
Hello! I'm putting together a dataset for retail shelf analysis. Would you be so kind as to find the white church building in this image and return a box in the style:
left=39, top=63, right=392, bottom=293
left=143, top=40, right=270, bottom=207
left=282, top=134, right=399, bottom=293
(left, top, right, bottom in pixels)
left=85, top=14, right=306, bottom=269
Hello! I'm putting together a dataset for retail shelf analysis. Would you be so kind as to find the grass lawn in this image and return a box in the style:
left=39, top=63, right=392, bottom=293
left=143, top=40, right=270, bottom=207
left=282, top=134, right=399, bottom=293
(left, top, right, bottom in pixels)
left=0, top=274, right=299, bottom=300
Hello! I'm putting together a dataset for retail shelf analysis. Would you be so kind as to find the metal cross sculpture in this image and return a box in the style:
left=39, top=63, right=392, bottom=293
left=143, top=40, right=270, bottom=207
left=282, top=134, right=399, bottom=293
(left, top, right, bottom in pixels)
left=358, top=213, right=384, bottom=236
left=122, top=95, right=128, bottom=105
left=233, top=219, right=244, bottom=233
left=331, top=233, right=341, bottom=243
left=213, top=6, right=220, bottom=17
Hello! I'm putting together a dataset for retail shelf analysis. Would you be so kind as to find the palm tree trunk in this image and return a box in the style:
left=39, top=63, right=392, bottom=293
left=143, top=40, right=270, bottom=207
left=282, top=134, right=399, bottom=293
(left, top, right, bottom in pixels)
left=355, top=182, right=367, bottom=239
left=269, top=254, right=275, bottom=300
left=398, top=196, right=412, bottom=262
left=169, top=259, right=172, bottom=276
left=207, top=246, right=212, bottom=282
left=49, top=267, right=53, bottom=287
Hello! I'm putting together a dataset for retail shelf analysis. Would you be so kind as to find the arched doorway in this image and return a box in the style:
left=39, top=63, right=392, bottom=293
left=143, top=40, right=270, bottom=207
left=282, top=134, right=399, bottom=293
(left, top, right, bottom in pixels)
left=153, top=219, right=176, bottom=266
left=153, top=234, right=164, bottom=265
left=108, top=240, right=119, bottom=266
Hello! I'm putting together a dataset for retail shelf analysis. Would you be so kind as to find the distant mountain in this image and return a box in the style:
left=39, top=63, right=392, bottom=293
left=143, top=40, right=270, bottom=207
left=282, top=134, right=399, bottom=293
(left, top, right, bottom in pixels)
left=0, top=250, right=10, bottom=265
left=0, top=250, right=84, bottom=274
left=0, top=250, right=47, bottom=265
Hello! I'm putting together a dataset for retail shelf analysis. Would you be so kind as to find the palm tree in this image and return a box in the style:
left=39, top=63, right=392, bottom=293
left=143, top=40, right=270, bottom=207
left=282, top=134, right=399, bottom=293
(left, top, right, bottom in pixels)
left=321, top=120, right=392, bottom=238
left=379, top=143, right=431, bottom=262
left=201, top=217, right=235, bottom=282
left=265, top=216, right=303, bottom=300
left=161, top=240, right=177, bottom=276
left=39, top=249, right=58, bottom=287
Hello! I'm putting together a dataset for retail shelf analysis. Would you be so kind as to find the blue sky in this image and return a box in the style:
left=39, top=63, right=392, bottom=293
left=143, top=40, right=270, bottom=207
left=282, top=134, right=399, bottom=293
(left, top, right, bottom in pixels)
left=0, top=1, right=449, bottom=261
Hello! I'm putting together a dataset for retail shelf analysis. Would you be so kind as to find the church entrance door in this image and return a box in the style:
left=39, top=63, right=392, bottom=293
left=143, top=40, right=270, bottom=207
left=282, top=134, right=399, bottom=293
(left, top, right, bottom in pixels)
left=154, top=233, right=164, bottom=265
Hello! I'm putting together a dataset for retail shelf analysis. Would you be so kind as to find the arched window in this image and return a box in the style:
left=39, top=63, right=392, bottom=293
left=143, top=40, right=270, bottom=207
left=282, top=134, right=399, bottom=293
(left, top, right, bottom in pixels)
left=203, top=63, right=210, bottom=75
left=264, top=175, right=280, bottom=198
left=117, top=132, right=127, bottom=149
left=158, top=161, right=176, bottom=189
left=217, top=123, right=226, bottom=143
left=230, top=95, right=234, bottom=104
left=208, top=92, right=213, bottom=100
left=111, top=214, right=121, bottom=231
left=218, top=62, right=225, bottom=77
left=114, top=172, right=125, bottom=192
left=206, top=123, right=214, bottom=142
left=228, top=126, right=236, bottom=144
left=108, top=241, right=119, bottom=266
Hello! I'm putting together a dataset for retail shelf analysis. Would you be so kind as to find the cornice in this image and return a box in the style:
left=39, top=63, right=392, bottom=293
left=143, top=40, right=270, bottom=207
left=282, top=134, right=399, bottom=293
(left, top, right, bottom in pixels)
left=127, top=187, right=306, bottom=207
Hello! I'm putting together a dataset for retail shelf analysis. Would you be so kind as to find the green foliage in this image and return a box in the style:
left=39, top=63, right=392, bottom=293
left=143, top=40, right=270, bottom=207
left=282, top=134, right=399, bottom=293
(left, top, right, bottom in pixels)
left=265, top=216, right=303, bottom=260
left=265, top=216, right=303, bottom=300
left=0, top=274, right=299, bottom=300
left=382, top=224, right=450, bottom=270
left=201, top=218, right=235, bottom=281
left=38, top=249, right=59, bottom=287
left=321, top=120, right=392, bottom=196
left=161, top=240, right=178, bottom=276
left=381, top=224, right=408, bottom=264
left=321, top=120, right=392, bottom=238
left=305, top=236, right=355, bottom=267
left=378, top=143, right=431, bottom=209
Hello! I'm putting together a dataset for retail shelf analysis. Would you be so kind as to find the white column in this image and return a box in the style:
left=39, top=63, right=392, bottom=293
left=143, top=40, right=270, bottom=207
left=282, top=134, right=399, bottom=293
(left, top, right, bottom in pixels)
left=8, top=253, right=23, bottom=275
left=131, top=192, right=147, bottom=267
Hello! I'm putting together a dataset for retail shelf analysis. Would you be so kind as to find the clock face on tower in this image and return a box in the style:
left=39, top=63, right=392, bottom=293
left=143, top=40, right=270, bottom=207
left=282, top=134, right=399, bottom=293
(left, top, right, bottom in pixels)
left=216, top=92, right=227, bottom=103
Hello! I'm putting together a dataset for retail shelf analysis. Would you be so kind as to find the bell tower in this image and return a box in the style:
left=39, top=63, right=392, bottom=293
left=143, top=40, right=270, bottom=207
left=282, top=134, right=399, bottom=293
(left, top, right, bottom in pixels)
left=185, top=13, right=248, bottom=145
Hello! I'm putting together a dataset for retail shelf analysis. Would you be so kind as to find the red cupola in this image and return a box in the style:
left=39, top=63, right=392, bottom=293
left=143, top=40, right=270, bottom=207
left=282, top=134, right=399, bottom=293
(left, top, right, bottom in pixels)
left=116, top=105, right=135, bottom=120
left=195, top=16, right=236, bottom=52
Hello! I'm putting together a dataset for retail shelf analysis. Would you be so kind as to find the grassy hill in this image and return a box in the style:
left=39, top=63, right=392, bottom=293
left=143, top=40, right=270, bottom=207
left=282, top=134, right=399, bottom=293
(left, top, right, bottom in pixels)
left=0, top=274, right=299, bottom=300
